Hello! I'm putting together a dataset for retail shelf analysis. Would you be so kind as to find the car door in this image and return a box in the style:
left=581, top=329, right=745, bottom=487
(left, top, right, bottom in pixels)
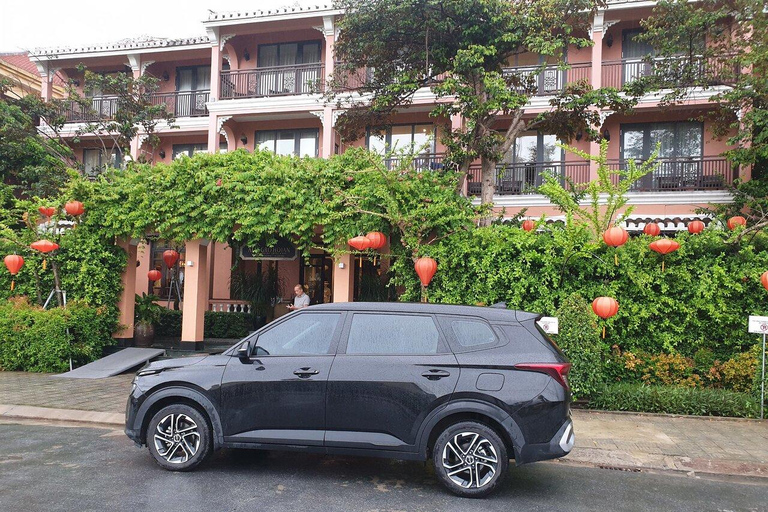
left=219, top=310, right=344, bottom=446
left=325, top=312, right=459, bottom=452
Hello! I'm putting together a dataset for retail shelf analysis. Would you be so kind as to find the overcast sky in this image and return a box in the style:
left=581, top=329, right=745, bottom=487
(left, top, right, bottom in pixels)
left=0, top=0, right=314, bottom=53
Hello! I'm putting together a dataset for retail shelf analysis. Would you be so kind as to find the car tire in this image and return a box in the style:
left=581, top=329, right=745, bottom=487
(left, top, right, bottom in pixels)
left=432, top=421, right=509, bottom=498
left=146, top=404, right=212, bottom=471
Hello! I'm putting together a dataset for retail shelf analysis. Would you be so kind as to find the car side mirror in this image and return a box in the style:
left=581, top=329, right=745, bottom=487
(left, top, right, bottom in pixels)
left=237, top=342, right=251, bottom=363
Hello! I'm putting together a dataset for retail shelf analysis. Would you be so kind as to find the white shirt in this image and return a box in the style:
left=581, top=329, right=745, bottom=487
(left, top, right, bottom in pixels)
left=293, top=293, right=310, bottom=308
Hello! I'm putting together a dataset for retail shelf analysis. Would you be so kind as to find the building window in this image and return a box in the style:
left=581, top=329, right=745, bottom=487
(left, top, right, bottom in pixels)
left=620, top=122, right=703, bottom=161
left=176, top=66, right=211, bottom=92
left=258, top=41, right=322, bottom=67
left=497, top=131, right=563, bottom=191
left=366, top=124, right=435, bottom=154
left=82, top=148, right=123, bottom=177
left=255, top=129, right=319, bottom=157
left=172, top=144, right=207, bottom=160
left=503, top=131, right=562, bottom=165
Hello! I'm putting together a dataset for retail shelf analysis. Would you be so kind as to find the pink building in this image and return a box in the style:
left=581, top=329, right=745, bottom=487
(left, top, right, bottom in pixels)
left=28, top=3, right=745, bottom=348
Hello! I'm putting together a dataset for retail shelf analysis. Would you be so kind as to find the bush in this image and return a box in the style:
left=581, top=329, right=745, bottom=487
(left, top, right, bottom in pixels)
left=587, top=382, right=759, bottom=418
left=554, top=293, right=607, bottom=399
left=156, top=309, right=252, bottom=339
left=0, top=297, right=114, bottom=372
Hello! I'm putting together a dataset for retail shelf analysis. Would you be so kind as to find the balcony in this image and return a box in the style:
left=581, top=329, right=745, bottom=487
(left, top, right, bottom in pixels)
left=608, top=157, right=735, bottom=192
left=382, top=153, right=446, bottom=171
left=502, top=63, right=591, bottom=96
left=63, top=90, right=209, bottom=123
left=220, top=62, right=325, bottom=99
left=602, top=57, right=739, bottom=89
left=467, top=161, right=590, bottom=196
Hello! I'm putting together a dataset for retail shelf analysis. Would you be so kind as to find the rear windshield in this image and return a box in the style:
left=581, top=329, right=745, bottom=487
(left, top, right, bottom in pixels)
left=532, top=321, right=567, bottom=360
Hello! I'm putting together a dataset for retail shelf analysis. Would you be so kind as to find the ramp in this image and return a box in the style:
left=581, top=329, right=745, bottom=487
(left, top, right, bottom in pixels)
left=55, top=348, right=165, bottom=379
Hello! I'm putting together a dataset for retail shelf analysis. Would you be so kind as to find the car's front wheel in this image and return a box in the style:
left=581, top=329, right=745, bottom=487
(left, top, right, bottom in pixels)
left=146, top=404, right=212, bottom=471
left=432, top=421, right=509, bottom=498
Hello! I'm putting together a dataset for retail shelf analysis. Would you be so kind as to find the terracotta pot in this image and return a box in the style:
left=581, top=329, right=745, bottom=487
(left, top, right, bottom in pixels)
left=134, top=322, right=155, bottom=348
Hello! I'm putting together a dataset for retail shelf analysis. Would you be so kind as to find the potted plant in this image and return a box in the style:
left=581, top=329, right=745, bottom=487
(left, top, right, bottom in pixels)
left=134, top=293, right=163, bottom=347
left=230, top=264, right=283, bottom=329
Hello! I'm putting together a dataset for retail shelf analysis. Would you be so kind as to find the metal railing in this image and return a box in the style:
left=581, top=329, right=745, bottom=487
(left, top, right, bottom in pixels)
left=63, top=96, right=120, bottom=122
left=502, top=63, right=591, bottom=96
left=220, top=62, right=325, bottom=99
left=602, top=57, right=739, bottom=89
left=382, top=153, right=446, bottom=171
left=607, top=156, right=734, bottom=191
left=467, top=161, right=591, bottom=196
left=150, top=90, right=209, bottom=117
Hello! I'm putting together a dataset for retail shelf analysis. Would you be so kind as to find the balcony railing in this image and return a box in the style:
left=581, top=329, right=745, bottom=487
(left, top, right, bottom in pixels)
left=502, top=63, right=591, bottom=96
left=467, top=161, right=590, bottom=196
left=608, top=157, right=735, bottom=192
left=63, top=91, right=209, bottom=122
left=220, top=62, right=325, bottom=99
left=382, top=153, right=446, bottom=171
left=602, top=57, right=739, bottom=89
left=150, top=90, right=209, bottom=117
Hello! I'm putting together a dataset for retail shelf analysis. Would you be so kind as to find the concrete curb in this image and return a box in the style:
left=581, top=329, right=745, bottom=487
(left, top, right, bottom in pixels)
left=0, top=404, right=123, bottom=427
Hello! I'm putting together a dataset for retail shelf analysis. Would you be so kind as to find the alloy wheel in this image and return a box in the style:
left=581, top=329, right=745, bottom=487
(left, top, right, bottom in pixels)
left=441, top=431, right=499, bottom=489
left=153, top=413, right=201, bottom=464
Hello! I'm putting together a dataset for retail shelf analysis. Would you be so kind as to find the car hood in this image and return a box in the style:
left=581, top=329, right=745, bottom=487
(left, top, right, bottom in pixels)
left=143, top=355, right=210, bottom=372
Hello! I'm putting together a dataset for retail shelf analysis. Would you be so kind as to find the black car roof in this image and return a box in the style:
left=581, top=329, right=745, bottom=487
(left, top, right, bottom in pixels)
left=308, top=302, right=540, bottom=323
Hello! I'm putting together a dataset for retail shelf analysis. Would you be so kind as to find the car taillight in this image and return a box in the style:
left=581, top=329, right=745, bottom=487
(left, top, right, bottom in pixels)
left=514, top=363, right=571, bottom=390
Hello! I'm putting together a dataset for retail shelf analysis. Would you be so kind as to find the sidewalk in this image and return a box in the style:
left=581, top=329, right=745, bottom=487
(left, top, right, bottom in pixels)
left=1, top=371, right=767, bottom=479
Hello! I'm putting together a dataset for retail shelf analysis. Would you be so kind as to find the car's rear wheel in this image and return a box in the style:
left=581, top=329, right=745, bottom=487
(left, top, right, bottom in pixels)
left=147, top=404, right=211, bottom=471
left=432, top=421, right=509, bottom=498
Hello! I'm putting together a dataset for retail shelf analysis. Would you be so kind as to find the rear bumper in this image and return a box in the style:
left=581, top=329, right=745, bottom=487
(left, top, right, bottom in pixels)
left=515, top=417, right=574, bottom=465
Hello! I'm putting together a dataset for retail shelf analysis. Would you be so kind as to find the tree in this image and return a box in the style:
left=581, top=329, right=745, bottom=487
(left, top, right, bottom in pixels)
left=330, top=0, right=635, bottom=220
left=633, top=0, right=768, bottom=176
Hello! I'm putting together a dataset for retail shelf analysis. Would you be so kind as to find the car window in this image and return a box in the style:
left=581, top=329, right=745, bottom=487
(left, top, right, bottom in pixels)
left=450, top=319, right=497, bottom=347
left=255, top=313, right=340, bottom=356
left=346, top=313, right=440, bottom=355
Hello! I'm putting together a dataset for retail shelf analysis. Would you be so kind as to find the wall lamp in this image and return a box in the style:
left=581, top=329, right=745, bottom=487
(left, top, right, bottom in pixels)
left=240, top=134, right=248, bottom=145
left=243, top=49, right=251, bottom=61
left=162, top=71, right=170, bottom=81
left=603, top=129, right=611, bottom=142
left=606, top=32, right=614, bottom=48
left=158, top=149, right=166, bottom=159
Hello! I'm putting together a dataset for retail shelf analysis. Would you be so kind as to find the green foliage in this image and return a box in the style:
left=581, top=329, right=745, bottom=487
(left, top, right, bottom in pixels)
left=394, top=224, right=768, bottom=360
left=554, top=293, right=607, bottom=399
left=134, top=294, right=163, bottom=326
left=588, top=383, right=759, bottom=418
left=0, top=297, right=114, bottom=373
left=155, top=309, right=253, bottom=339
left=230, top=263, right=282, bottom=316
left=539, top=140, right=656, bottom=242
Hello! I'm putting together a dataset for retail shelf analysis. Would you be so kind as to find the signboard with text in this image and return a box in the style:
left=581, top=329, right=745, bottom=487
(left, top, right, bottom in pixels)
left=537, top=316, right=559, bottom=335
left=748, top=315, right=768, bottom=334
left=240, top=237, right=298, bottom=261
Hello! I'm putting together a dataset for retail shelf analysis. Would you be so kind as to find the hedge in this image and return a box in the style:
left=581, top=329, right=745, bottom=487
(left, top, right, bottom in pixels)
left=0, top=297, right=115, bottom=373
left=156, top=309, right=254, bottom=339
left=587, top=383, right=759, bottom=418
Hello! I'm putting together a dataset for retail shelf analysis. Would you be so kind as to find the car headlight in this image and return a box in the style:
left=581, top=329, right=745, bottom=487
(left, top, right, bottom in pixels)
left=137, top=368, right=163, bottom=377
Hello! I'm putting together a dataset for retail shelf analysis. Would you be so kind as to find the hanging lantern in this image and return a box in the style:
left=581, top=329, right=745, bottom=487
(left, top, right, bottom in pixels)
left=64, top=201, right=84, bottom=216
left=592, top=296, right=619, bottom=338
left=163, top=249, right=180, bottom=268
left=687, top=220, right=705, bottom=234
left=30, top=239, right=59, bottom=270
left=365, top=231, right=387, bottom=250
left=649, top=238, right=680, bottom=272
left=415, top=257, right=437, bottom=302
left=522, top=220, right=536, bottom=232
left=761, top=271, right=768, bottom=292
left=727, top=216, right=746, bottom=230
left=348, top=235, right=372, bottom=251
left=38, top=206, right=56, bottom=218
left=4, top=255, right=24, bottom=291
left=603, top=226, right=629, bottom=265
left=148, top=269, right=162, bottom=282
left=643, top=223, right=661, bottom=237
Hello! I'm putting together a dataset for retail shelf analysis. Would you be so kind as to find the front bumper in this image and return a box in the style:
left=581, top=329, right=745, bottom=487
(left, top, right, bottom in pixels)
left=124, top=380, right=144, bottom=446
left=516, top=417, right=574, bottom=465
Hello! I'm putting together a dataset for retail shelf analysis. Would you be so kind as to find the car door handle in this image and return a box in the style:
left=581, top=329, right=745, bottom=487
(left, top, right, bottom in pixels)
left=294, top=367, right=320, bottom=378
left=422, top=369, right=451, bottom=380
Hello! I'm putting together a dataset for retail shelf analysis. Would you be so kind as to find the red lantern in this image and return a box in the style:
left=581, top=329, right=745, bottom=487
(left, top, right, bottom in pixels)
left=762, top=271, right=768, bottom=292
left=365, top=231, right=387, bottom=250
left=592, top=296, right=619, bottom=338
left=148, top=269, right=162, bottom=282
left=30, top=240, right=59, bottom=253
left=38, top=206, right=56, bottom=218
left=643, top=223, right=661, bottom=236
left=348, top=236, right=372, bottom=251
left=688, top=220, right=705, bottom=234
left=727, top=216, right=746, bottom=230
left=603, top=226, right=628, bottom=265
left=163, top=249, right=180, bottom=268
left=522, top=220, right=536, bottom=232
left=4, top=255, right=24, bottom=291
left=414, top=257, right=438, bottom=293
left=649, top=238, right=680, bottom=272
left=64, top=201, right=84, bottom=216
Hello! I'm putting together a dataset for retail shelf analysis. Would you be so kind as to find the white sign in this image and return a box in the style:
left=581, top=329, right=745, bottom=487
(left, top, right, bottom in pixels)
left=537, top=316, right=559, bottom=335
left=748, top=315, right=768, bottom=334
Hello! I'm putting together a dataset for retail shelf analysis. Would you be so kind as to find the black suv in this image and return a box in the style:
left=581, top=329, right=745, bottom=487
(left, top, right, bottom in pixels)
left=125, top=302, right=573, bottom=498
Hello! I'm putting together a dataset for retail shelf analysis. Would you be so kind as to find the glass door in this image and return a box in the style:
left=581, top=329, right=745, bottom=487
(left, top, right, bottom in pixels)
left=301, top=254, right=333, bottom=304
left=622, top=29, right=654, bottom=85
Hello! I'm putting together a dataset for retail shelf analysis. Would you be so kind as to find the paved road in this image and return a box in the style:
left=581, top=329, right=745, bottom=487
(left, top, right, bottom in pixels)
left=1, top=421, right=766, bottom=512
